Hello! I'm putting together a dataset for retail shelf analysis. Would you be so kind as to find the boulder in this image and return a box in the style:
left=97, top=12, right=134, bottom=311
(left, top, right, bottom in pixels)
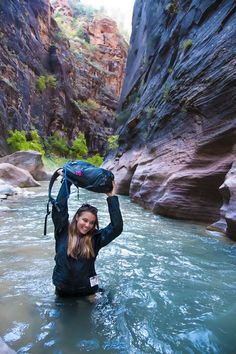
left=0, top=151, right=50, bottom=181
left=0, top=178, right=19, bottom=196
left=0, top=163, right=40, bottom=188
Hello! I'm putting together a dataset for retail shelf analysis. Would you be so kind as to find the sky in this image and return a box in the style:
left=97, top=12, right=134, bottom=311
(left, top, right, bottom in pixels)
left=80, top=0, right=135, bottom=34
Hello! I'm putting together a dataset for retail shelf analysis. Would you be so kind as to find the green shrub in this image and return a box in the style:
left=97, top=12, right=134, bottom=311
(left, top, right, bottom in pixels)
left=35, top=75, right=57, bottom=92
left=42, top=156, right=67, bottom=171
left=165, top=1, right=178, bottom=15
left=7, top=130, right=44, bottom=154
left=162, top=83, right=173, bottom=103
left=55, top=30, right=67, bottom=41
left=75, top=98, right=100, bottom=111
left=68, top=1, right=98, bottom=19
left=146, top=106, right=156, bottom=119
left=45, top=132, right=69, bottom=157
left=27, top=130, right=45, bottom=155
left=76, top=25, right=84, bottom=38
left=87, top=154, right=104, bottom=167
left=45, top=75, right=57, bottom=89
left=35, top=76, right=47, bottom=92
left=183, top=39, right=192, bottom=51
left=86, top=98, right=100, bottom=111
left=70, top=132, right=88, bottom=159
left=115, top=110, right=130, bottom=126
left=128, top=92, right=140, bottom=104
left=7, top=130, right=28, bottom=151
left=108, top=135, right=119, bottom=151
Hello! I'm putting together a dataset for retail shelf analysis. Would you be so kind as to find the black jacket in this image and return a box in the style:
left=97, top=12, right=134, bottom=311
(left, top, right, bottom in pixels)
left=52, top=180, right=123, bottom=295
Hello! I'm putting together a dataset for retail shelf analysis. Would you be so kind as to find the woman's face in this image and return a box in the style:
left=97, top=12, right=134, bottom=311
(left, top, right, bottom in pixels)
left=76, top=211, right=96, bottom=235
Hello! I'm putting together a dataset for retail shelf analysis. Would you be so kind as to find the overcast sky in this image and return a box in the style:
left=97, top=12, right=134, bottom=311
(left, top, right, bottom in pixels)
left=80, top=0, right=135, bottom=34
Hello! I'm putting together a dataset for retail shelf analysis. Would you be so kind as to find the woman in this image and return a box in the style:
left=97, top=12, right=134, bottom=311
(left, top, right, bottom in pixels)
left=51, top=174, right=123, bottom=297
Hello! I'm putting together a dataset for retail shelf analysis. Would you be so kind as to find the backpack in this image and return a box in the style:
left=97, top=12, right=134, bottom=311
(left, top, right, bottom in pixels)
left=44, top=160, right=114, bottom=235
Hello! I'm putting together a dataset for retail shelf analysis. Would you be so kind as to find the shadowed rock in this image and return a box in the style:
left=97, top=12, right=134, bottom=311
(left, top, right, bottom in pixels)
left=104, top=0, right=236, bottom=232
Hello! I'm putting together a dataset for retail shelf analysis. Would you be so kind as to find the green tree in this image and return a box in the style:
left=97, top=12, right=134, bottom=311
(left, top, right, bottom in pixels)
left=71, top=133, right=88, bottom=159
left=7, top=130, right=44, bottom=154
left=87, top=154, right=104, bottom=167
left=108, top=135, right=119, bottom=151
left=46, top=132, right=69, bottom=157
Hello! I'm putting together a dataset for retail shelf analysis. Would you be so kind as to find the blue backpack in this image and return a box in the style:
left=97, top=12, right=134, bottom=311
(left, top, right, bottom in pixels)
left=44, top=160, right=114, bottom=235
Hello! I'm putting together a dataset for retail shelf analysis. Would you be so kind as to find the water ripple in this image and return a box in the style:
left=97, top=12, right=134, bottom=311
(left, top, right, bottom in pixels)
left=0, top=184, right=236, bottom=353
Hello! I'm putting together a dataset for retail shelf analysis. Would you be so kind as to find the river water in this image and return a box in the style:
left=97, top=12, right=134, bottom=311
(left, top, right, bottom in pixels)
left=0, top=181, right=236, bottom=354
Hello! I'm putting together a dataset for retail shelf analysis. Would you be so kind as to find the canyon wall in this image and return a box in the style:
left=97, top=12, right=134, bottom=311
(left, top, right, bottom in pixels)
left=103, top=0, right=236, bottom=239
left=0, top=0, right=128, bottom=156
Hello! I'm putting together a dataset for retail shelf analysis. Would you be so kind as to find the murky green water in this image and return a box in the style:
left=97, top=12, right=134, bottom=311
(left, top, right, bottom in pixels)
left=0, top=181, right=236, bottom=353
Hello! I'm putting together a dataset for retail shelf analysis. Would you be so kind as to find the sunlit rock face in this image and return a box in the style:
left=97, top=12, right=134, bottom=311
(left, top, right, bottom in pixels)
left=104, top=0, right=236, bottom=233
left=88, top=18, right=128, bottom=97
left=0, top=0, right=128, bottom=156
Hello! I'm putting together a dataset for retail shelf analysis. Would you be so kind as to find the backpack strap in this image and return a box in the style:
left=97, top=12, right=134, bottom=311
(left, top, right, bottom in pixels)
left=44, top=168, right=61, bottom=236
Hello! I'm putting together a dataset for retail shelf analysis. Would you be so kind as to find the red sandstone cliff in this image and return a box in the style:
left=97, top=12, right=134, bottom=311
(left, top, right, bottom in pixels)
left=0, top=0, right=128, bottom=156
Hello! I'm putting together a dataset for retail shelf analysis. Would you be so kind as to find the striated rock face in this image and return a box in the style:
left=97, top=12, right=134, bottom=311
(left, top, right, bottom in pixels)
left=0, top=0, right=128, bottom=156
left=104, top=0, right=236, bottom=236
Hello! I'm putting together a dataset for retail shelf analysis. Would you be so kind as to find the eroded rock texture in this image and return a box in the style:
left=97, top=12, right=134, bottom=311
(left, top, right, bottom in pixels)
left=104, top=0, right=236, bottom=237
left=209, top=160, right=236, bottom=240
left=0, top=0, right=128, bottom=156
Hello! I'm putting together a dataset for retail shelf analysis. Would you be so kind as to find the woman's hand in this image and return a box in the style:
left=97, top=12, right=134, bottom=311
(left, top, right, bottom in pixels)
left=57, top=168, right=64, bottom=177
left=106, top=181, right=116, bottom=197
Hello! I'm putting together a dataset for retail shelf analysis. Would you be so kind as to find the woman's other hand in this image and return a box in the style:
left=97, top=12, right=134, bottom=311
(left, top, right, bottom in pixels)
left=106, top=181, right=116, bottom=197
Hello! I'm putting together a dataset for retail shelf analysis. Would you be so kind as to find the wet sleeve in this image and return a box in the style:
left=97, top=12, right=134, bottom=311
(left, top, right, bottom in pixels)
left=51, top=179, right=72, bottom=236
left=97, top=196, right=123, bottom=249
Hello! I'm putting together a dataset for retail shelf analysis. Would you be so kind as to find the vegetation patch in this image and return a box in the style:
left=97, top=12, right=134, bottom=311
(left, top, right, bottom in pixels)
left=87, top=153, right=104, bottom=166
left=165, top=1, right=179, bottom=15
left=108, top=135, right=119, bottom=151
left=146, top=106, right=156, bottom=119
left=74, top=98, right=100, bottom=111
left=7, top=130, right=44, bottom=155
left=35, top=75, right=57, bottom=92
left=115, top=110, right=130, bottom=126
left=7, top=130, right=104, bottom=167
left=161, top=83, right=173, bottom=103
left=183, top=39, right=193, bottom=52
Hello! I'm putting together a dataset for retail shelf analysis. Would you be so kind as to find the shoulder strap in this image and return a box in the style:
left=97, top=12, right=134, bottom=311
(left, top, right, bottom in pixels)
left=44, top=168, right=61, bottom=236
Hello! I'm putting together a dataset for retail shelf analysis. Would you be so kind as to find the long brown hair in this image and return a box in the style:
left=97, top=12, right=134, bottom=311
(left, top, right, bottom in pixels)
left=67, top=204, right=99, bottom=259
